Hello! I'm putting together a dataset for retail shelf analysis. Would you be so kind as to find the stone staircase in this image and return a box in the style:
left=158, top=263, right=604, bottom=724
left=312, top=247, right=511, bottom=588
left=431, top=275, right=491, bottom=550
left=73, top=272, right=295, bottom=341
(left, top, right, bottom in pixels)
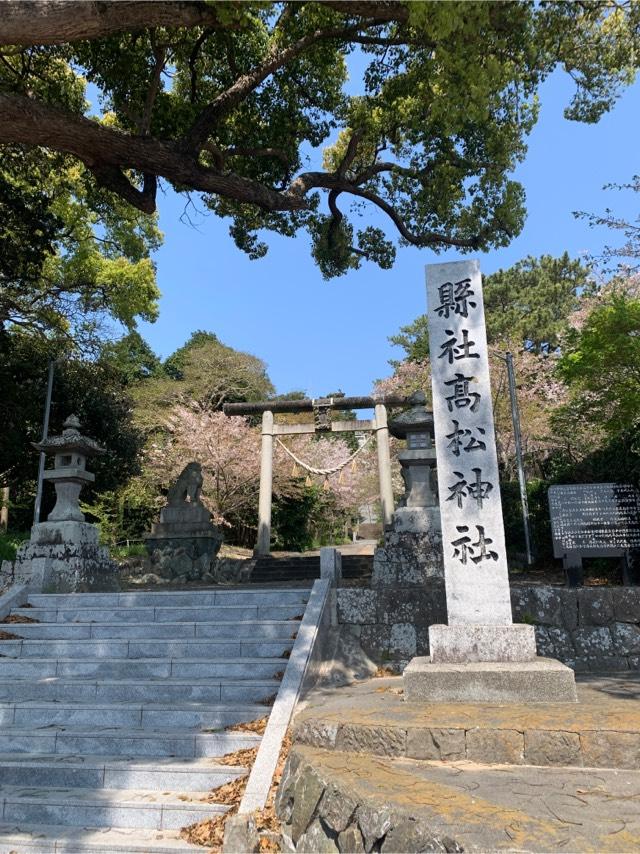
left=251, top=554, right=372, bottom=584
left=0, top=586, right=311, bottom=853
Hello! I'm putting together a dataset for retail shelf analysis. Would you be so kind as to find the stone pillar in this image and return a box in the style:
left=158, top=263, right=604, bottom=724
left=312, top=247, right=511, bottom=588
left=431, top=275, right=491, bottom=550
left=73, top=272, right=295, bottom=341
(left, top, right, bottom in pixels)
left=0, top=487, right=8, bottom=532
left=255, top=410, right=274, bottom=556
left=403, top=260, right=576, bottom=702
left=427, top=260, right=516, bottom=638
left=374, top=403, right=394, bottom=529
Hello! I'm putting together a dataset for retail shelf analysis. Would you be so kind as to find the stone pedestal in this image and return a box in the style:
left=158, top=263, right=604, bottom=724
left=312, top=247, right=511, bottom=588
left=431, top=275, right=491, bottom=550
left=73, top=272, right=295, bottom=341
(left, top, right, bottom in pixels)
left=404, top=658, right=578, bottom=703
left=7, top=521, right=118, bottom=592
left=372, top=508, right=443, bottom=586
left=2, top=415, right=119, bottom=592
left=429, top=623, right=536, bottom=663
left=145, top=463, right=223, bottom=581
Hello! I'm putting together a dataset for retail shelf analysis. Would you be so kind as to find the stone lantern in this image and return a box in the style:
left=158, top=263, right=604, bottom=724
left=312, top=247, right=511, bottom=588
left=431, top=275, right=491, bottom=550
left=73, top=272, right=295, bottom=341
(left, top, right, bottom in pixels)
left=34, top=414, right=105, bottom=523
left=2, top=415, right=119, bottom=592
left=371, top=391, right=444, bottom=589
left=388, top=391, right=439, bottom=517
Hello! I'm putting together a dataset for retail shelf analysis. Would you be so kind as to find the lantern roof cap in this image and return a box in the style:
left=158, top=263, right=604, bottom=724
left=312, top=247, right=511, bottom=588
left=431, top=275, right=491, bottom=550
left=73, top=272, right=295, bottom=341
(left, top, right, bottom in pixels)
left=32, top=414, right=105, bottom=456
left=388, top=392, right=433, bottom=439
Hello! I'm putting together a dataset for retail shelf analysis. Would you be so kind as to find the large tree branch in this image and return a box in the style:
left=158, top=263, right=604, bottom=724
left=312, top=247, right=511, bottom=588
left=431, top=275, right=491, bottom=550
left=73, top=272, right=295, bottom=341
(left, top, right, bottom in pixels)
left=288, top=171, right=488, bottom=249
left=140, top=37, right=166, bottom=136
left=0, top=1, right=236, bottom=47
left=184, top=18, right=393, bottom=152
left=0, top=92, right=308, bottom=214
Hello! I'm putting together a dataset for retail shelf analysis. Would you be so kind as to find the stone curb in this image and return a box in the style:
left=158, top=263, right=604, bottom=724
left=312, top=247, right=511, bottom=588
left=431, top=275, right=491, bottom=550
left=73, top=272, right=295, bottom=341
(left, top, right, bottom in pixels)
left=236, top=576, right=333, bottom=816
left=293, top=714, right=640, bottom=769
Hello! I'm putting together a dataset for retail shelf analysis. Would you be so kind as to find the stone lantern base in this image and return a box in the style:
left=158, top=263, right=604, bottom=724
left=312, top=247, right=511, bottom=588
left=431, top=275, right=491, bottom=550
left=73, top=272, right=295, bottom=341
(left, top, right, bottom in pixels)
left=3, top=521, right=119, bottom=592
left=372, top=507, right=444, bottom=586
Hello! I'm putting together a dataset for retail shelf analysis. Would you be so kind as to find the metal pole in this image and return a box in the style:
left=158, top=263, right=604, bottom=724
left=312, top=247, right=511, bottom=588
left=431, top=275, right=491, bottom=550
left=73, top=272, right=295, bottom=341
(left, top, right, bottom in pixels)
left=33, top=360, right=55, bottom=527
left=506, top=352, right=533, bottom=565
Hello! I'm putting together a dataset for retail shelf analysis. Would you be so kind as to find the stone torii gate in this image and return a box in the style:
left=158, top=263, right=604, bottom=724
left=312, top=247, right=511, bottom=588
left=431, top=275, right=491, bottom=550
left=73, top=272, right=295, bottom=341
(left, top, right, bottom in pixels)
left=223, top=395, right=412, bottom=556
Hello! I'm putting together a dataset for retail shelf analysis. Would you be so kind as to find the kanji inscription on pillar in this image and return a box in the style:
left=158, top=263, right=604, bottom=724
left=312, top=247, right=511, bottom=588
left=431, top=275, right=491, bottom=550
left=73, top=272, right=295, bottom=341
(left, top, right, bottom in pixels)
left=426, top=260, right=512, bottom=625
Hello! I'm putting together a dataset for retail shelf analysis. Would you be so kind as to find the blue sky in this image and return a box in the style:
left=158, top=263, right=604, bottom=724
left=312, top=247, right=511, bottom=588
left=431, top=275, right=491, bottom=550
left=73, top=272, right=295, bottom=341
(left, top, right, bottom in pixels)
left=135, top=68, right=640, bottom=399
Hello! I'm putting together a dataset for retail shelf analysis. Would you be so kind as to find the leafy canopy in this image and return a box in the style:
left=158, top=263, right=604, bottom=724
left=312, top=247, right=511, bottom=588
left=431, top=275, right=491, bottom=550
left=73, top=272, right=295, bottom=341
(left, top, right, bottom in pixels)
left=0, top=1, right=638, bottom=277
left=133, top=332, right=275, bottom=433
left=0, top=142, right=162, bottom=345
left=0, top=329, right=144, bottom=528
left=389, top=253, right=591, bottom=362
left=556, top=291, right=640, bottom=434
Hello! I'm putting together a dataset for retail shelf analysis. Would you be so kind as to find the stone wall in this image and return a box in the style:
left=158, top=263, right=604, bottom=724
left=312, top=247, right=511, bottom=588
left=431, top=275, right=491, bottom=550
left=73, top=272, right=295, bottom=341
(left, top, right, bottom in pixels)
left=276, top=746, right=462, bottom=853
left=336, top=581, right=640, bottom=673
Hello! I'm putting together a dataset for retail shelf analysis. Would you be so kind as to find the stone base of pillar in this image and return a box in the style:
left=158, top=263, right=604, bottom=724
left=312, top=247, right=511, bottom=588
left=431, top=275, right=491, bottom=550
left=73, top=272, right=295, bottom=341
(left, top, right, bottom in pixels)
left=403, top=657, right=577, bottom=703
left=372, top=508, right=443, bottom=586
left=428, top=623, right=537, bottom=663
left=4, top=521, right=119, bottom=592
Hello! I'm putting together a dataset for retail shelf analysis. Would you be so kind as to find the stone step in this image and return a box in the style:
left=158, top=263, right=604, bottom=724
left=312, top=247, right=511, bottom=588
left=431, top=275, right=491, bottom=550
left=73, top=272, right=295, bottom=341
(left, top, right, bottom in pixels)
left=2, top=619, right=299, bottom=640
left=0, top=677, right=281, bottom=704
left=0, top=786, right=227, bottom=830
left=0, top=754, right=247, bottom=790
left=11, top=603, right=307, bottom=623
left=27, top=588, right=310, bottom=608
left=0, top=727, right=261, bottom=758
left=0, top=638, right=294, bottom=659
left=0, top=824, right=203, bottom=853
left=0, top=585, right=308, bottom=849
left=0, top=701, right=269, bottom=730
left=0, top=656, right=288, bottom=680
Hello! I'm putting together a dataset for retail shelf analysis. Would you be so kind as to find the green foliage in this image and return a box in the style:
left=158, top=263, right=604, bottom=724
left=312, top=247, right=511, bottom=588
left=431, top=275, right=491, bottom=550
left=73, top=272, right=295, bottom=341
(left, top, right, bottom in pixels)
left=0, top=530, right=28, bottom=562
left=544, top=422, right=640, bottom=491
left=0, top=145, right=162, bottom=345
left=501, top=479, right=554, bottom=563
left=0, top=330, right=144, bottom=531
left=272, top=486, right=318, bottom=552
left=390, top=254, right=589, bottom=362
left=556, top=293, right=640, bottom=433
left=388, top=314, right=430, bottom=365
left=272, top=482, right=352, bottom=551
left=0, top=149, right=62, bottom=289
left=310, top=215, right=359, bottom=280
left=82, top=480, right=159, bottom=546
left=99, top=332, right=162, bottom=385
left=500, top=421, right=640, bottom=568
left=483, top=254, right=590, bottom=350
left=134, top=333, right=274, bottom=431
left=111, top=542, right=148, bottom=560
left=163, top=331, right=220, bottom=380
left=2, top=2, right=637, bottom=277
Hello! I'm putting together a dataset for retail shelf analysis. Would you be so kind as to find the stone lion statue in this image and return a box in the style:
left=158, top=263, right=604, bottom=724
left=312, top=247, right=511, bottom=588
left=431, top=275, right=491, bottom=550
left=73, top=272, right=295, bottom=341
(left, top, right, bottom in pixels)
left=167, top=462, right=203, bottom=505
